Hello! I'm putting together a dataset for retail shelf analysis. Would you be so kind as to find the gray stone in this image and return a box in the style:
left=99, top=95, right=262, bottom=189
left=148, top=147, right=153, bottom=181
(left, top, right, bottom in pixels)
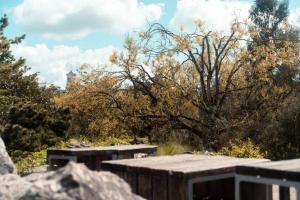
left=0, top=174, right=31, bottom=200
left=0, top=162, right=143, bottom=200
left=67, top=141, right=90, bottom=148
left=0, top=137, right=16, bottom=175
left=0, top=136, right=142, bottom=200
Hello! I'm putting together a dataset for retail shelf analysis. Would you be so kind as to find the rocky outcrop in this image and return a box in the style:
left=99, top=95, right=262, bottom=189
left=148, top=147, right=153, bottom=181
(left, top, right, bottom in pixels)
left=0, top=137, right=143, bottom=200
left=0, top=137, right=16, bottom=175
left=0, top=162, right=143, bottom=200
left=0, top=174, right=31, bottom=199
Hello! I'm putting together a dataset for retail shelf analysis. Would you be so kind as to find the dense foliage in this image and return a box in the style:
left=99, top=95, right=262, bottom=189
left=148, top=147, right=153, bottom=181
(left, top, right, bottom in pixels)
left=55, top=0, right=300, bottom=160
left=0, top=15, right=71, bottom=157
left=1, top=0, right=300, bottom=163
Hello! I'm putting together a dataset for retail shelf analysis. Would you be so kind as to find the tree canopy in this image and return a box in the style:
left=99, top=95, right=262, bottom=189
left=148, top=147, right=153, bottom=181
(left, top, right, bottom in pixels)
left=0, top=15, right=71, bottom=157
left=56, top=16, right=300, bottom=155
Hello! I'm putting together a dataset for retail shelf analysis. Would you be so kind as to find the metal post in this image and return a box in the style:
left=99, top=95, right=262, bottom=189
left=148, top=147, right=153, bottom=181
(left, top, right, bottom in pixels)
left=296, top=185, right=300, bottom=200
left=188, top=180, right=194, bottom=200
left=266, top=184, right=273, bottom=200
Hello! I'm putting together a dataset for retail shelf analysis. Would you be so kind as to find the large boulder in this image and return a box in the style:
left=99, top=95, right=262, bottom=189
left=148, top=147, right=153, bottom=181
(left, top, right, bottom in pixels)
left=0, top=137, right=16, bottom=175
left=0, top=174, right=31, bottom=199
left=0, top=162, right=143, bottom=200
left=0, top=136, right=143, bottom=200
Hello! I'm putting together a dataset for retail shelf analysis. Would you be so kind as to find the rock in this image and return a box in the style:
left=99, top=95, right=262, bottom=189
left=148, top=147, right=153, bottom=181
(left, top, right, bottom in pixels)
left=1, top=162, right=143, bottom=200
left=0, top=137, right=16, bottom=175
left=0, top=174, right=31, bottom=199
left=0, top=136, right=142, bottom=200
left=67, top=140, right=90, bottom=148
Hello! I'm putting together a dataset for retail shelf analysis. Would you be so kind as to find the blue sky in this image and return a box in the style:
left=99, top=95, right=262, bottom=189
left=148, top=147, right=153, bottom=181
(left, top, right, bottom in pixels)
left=1, top=0, right=299, bottom=87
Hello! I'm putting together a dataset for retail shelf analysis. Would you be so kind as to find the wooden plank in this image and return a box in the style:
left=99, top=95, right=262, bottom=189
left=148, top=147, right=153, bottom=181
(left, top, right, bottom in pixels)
left=236, top=165, right=300, bottom=182
left=237, top=158, right=300, bottom=181
left=138, top=174, right=152, bottom=200
left=103, top=154, right=267, bottom=171
left=168, top=176, right=188, bottom=200
left=102, top=154, right=268, bottom=178
left=47, top=144, right=157, bottom=156
left=152, top=175, right=168, bottom=200
left=114, top=171, right=125, bottom=179
left=123, top=171, right=138, bottom=194
left=48, top=144, right=157, bottom=170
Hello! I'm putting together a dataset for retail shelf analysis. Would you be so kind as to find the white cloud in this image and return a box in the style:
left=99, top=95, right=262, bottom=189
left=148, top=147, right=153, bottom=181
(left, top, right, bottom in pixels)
left=289, top=7, right=300, bottom=28
left=12, top=44, right=116, bottom=88
left=170, top=0, right=251, bottom=32
left=13, top=0, right=163, bottom=40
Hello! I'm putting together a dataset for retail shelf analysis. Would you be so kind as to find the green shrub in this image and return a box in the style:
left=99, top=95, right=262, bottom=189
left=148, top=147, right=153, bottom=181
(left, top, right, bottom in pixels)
left=90, top=135, right=134, bottom=146
left=1, top=103, right=70, bottom=155
left=14, top=149, right=47, bottom=174
left=220, top=139, right=265, bottom=159
left=56, top=134, right=138, bottom=147
left=157, top=142, right=191, bottom=155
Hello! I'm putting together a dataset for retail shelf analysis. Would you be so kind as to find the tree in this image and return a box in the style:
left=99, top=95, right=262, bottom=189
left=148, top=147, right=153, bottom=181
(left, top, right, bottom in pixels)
left=0, top=15, right=71, bottom=156
left=54, top=69, right=123, bottom=137
left=249, top=0, right=299, bottom=87
left=106, top=21, right=298, bottom=149
left=249, top=0, right=300, bottom=157
left=54, top=3, right=299, bottom=153
left=249, top=0, right=289, bottom=44
left=1, top=103, right=70, bottom=155
left=0, top=15, right=46, bottom=126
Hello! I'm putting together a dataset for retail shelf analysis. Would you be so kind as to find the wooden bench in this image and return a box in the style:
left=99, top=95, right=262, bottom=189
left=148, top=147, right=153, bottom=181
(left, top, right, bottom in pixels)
left=47, top=144, right=157, bottom=170
left=101, top=154, right=268, bottom=200
left=236, top=159, right=300, bottom=200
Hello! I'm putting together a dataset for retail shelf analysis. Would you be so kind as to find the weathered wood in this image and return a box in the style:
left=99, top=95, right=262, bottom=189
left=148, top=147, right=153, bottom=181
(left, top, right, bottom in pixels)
left=47, top=144, right=157, bottom=170
left=168, top=176, right=188, bottom=200
left=152, top=175, right=168, bottom=200
left=101, top=154, right=268, bottom=200
left=123, top=171, right=138, bottom=194
left=47, top=144, right=157, bottom=156
left=95, top=155, right=112, bottom=170
left=138, top=174, right=152, bottom=200
left=236, top=158, right=300, bottom=181
left=101, top=154, right=268, bottom=178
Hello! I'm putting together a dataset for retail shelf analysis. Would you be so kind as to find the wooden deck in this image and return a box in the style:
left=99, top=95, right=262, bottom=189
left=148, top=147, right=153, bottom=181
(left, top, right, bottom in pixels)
left=235, top=159, right=300, bottom=200
left=101, top=154, right=269, bottom=200
left=47, top=144, right=157, bottom=156
left=237, top=158, right=300, bottom=181
left=102, top=154, right=268, bottom=177
left=47, top=144, right=157, bottom=170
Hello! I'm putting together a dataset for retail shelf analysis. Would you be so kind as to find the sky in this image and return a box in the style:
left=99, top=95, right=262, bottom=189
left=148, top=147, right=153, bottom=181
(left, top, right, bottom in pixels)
left=0, top=0, right=300, bottom=88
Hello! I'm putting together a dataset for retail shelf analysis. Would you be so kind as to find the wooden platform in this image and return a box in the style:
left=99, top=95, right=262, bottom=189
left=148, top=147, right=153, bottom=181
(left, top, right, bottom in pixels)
left=101, top=154, right=268, bottom=178
left=47, top=144, right=157, bottom=170
left=101, top=154, right=269, bottom=200
left=237, top=158, right=300, bottom=181
left=236, top=159, right=300, bottom=200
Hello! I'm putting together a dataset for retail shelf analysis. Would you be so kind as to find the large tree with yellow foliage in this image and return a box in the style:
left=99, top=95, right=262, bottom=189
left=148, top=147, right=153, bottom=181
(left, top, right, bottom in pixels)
left=56, top=19, right=299, bottom=150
